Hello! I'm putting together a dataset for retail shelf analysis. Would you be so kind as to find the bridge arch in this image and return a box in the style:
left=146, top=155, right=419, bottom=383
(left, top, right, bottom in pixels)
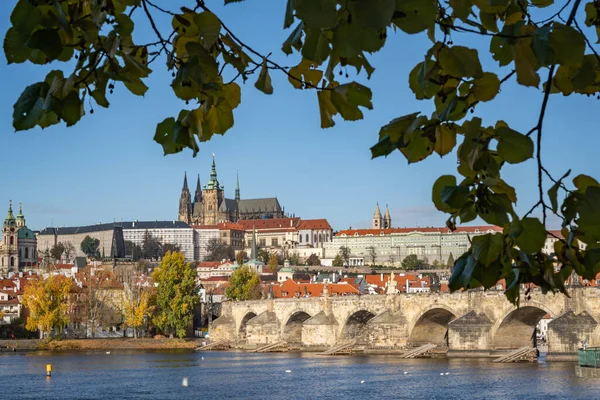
left=341, top=309, right=377, bottom=344
left=281, top=310, right=312, bottom=344
left=408, top=305, right=458, bottom=346
left=238, top=311, right=258, bottom=339
left=491, top=302, right=555, bottom=350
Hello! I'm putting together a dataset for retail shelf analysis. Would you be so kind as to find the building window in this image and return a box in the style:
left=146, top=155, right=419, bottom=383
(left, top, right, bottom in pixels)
left=260, top=239, right=266, bottom=246
left=272, top=238, right=278, bottom=246
left=314, top=234, right=317, bottom=242
left=9, top=236, right=14, bottom=246
left=305, top=234, right=309, bottom=242
left=19, top=248, right=22, bottom=258
left=299, top=235, right=302, bottom=243
left=318, top=234, right=323, bottom=243
left=25, top=248, right=29, bottom=259
left=10, top=257, right=14, bottom=267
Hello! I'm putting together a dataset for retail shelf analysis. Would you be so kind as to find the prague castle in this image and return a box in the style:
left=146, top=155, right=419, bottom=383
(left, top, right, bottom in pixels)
left=178, top=156, right=286, bottom=225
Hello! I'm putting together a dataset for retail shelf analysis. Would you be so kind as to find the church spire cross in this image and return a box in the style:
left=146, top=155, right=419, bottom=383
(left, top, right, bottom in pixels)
left=207, top=153, right=220, bottom=190
left=235, top=171, right=240, bottom=201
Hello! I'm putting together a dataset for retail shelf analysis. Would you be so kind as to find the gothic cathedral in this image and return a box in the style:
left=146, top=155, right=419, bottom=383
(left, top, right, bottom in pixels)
left=178, top=156, right=286, bottom=225
left=372, top=203, right=392, bottom=229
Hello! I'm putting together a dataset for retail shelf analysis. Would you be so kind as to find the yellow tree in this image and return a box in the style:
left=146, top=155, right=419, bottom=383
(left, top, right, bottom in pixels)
left=123, top=289, right=151, bottom=339
left=226, top=266, right=262, bottom=301
left=267, top=254, right=278, bottom=273
left=22, top=275, right=72, bottom=339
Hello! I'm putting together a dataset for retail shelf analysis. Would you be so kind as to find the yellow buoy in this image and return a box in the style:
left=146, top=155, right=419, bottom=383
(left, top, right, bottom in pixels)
left=46, top=364, right=52, bottom=377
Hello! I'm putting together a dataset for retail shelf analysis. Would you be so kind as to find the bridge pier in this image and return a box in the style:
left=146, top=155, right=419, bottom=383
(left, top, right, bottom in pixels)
left=209, top=315, right=237, bottom=342
left=301, top=311, right=338, bottom=347
left=447, top=311, right=493, bottom=357
left=547, top=311, right=598, bottom=361
left=246, top=311, right=281, bottom=345
left=366, top=311, right=408, bottom=348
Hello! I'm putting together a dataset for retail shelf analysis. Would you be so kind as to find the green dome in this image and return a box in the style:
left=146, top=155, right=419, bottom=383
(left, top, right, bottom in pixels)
left=18, top=227, right=35, bottom=239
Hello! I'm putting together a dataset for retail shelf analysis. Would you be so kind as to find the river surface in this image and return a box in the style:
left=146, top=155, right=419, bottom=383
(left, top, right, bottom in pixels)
left=1, top=350, right=598, bottom=399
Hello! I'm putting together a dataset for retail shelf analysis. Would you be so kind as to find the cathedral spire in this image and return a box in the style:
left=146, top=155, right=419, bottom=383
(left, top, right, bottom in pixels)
left=235, top=171, right=240, bottom=201
left=183, top=172, right=189, bottom=191
left=194, top=174, right=202, bottom=203
left=384, top=204, right=392, bottom=228
left=207, top=153, right=220, bottom=190
left=372, top=203, right=382, bottom=229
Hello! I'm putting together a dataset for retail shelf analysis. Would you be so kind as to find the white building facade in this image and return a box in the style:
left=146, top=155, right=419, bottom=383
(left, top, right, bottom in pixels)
left=194, top=226, right=220, bottom=261
left=121, top=221, right=194, bottom=261
left=324, top=226, right=503, bottom=266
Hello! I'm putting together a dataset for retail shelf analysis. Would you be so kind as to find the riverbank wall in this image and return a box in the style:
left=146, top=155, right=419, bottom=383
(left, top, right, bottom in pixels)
left=0, top=338, right=203, bottom=352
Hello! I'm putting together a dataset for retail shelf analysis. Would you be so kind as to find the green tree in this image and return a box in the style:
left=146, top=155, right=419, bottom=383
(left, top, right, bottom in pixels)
left=267, top=254, right=278, bottom=273
left=432, top=259, right=440, bottom=269
left=142, top=230, right=162, bottom=260
left=80, top=236, right=100, bottom=260
left=63, top=242, right=76, bottom=261
left=307, top=253, right=321, bottom=266
left=204, top=238, right=234, bottom=261
left=367, top=246, right=377, bottom=265
left=332, top=255, right=344, bottom=267
left=339, top=246, right=351, bottom=267
left=6, top=0, right=600, bottom=304
left=125, top=240, right=142, bottom=261
left=236, top=250, right=247, bottom=266
left=226, top=265, right=262, bottom=301
left=402, top=254, right=424, bottom=271
left=151, top=251, right=200, bottom=338
left=257, top=248, right=271, bottom=265
left=289, top=251, right=301, bottom=265
left=49, top=242, right=65, bottom=261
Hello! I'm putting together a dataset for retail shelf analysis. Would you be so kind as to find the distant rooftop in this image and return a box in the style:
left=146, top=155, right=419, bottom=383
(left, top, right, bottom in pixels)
left=38, top=221, right=192, bottom=235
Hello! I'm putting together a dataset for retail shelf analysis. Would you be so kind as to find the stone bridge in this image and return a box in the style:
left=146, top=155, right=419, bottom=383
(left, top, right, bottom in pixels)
left=210, top=286, right=600, bottom=358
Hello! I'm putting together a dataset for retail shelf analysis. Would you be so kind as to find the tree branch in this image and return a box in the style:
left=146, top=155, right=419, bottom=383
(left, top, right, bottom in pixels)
left=141, top=0, right=171, bottom=59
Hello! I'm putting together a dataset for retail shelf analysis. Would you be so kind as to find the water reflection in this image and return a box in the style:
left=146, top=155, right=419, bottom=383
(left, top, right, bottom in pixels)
left=1, top=350, right=598, bottom=399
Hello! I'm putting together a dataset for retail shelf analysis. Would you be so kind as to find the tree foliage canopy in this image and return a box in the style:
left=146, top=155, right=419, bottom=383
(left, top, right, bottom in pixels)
left=50, top=242, right=65, bottom=261
left=6, top=0, right=600, bottom=304
left=21, top=275, right=72, bottom=336
left=402, top=254, right=425, bottom=271
left=80, top=235, right=100, bottom=259
left=151, top=251, right=200, bottom=338
left=226, top=265, right=262, bottom=300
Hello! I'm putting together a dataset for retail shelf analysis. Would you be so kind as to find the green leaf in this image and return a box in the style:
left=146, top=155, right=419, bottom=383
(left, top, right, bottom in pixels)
left=472, top=72, right=500, bottom=102
left=512, top=33, right=540, bottom=87
left=480, top=12, right=499, bottom=32
left=302, top=28, right=330, bottom=64
left=4, top=27, right=30, bottom=64
left=450, top=0, right=474, bottom=21
left=11, top=0, right=41, bottom=36
left=434, top=124, right=457, bottom=156
left=514, top=217, right=546, bottom=253
left=154, top=117, right=181, bottom=155
left=124, top=79, right=149, bottom=96
left=294, top=0, right=338, bottom=29
left=393, top=0, right=437, bottom=34
left=531, top=0, right=553, bottom=7
left=471, top=233, right=503, bottom=266
left=449, top=253, right=477, bottom=291
left=26, top=29, right=63, bottom=62
left=115, top=14, right=134, bottom=37
left=194, top=11, right=221, bottom=48
left=400, top=130, right=434, bottom=163
left=479, top=202, right=509, bottom=227
left=91, top=90, right=110, bottom=108
left=432, top=175, right=457, bottom=212
left=547, top=169, right=570, bottom=213
left=282, top=22, right=304, bottom=55
left=205, top=101, right=234, bottom=134
left=573, top=174, right=600, bottom=192
left=441, top=185, right=471, bottom=209
left=531, top=26, right=555, bottom=67
left=348, top=0, right=395, bottom=29
left=288, top=59, right=323, bottom=89
left=329, top=82, right=373, bottom=121
left=438, top=46, right=483, bottom=78
left=495, top=126, right=534, bottom=164
left=550, top=23, right=585, bottom=67
left=59, top=91, right=83, bottom=127
left=284, top=0, right=295, bottom=28
left=571, top=56, right=597, bottom=90
left=370, top=135, right=394, bottom=158
left=13, top=82, right=47, bottom=131
left=255, top=58, right=274, bottom=94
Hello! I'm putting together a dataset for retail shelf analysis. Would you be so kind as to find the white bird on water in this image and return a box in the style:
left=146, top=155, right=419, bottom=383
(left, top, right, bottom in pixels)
left=360, top=380, right=365, bottom=384
left=440, top=372, right=444, bottom=376
left=445, top=372, right=450, bottom=375
left=106, top=351, right=111, bottom=355
left=182, top=377, right=189, bottom=387
left=201, top=357, right=204, bottom=360
left=403, top=371, right=408, bottom=375
left=285, top=370, right=292, bottom=373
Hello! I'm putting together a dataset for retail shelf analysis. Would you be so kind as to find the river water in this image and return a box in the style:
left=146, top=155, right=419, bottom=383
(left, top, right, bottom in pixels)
left=0, top=350, right=598, bottom=399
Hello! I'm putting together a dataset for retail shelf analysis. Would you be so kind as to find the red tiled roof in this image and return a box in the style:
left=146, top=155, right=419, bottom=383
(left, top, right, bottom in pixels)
left=192, top=224, right=219, bottom=230
left=218, top=222, right=245, bottom=231
left=297, top=219, right=332, bottom=230
left=271, top=279, right=359, bottom=298
left=56, top=264, right=74, bottom=270
left=238, top=218, right=300, bottom=230
left=197, top=261, right=221, bottom=269
left=336, top=226, right=501, bottom=236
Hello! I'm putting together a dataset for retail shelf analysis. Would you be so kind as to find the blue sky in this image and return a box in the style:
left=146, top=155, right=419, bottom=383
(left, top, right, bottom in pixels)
left=0, top=1, right=597, bottom=231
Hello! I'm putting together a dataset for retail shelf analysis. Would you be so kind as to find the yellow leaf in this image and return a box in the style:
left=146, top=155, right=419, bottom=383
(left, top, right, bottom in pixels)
left=434, top=124, right=457, bottom=156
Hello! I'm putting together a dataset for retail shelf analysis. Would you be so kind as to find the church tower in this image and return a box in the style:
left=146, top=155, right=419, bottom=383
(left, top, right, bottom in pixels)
left=372, top=203, right=382, bottom=229
left=202, top=154, right=224, bottom=225
left=194, top=174, right=202, bottom=204
left=1, top=201, right=18, bottom=276
left=178, top=172, right=192, bottom=224
left=235, top=171, right=240, bottom=201
left=384, top=204, right=392, bottom=228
